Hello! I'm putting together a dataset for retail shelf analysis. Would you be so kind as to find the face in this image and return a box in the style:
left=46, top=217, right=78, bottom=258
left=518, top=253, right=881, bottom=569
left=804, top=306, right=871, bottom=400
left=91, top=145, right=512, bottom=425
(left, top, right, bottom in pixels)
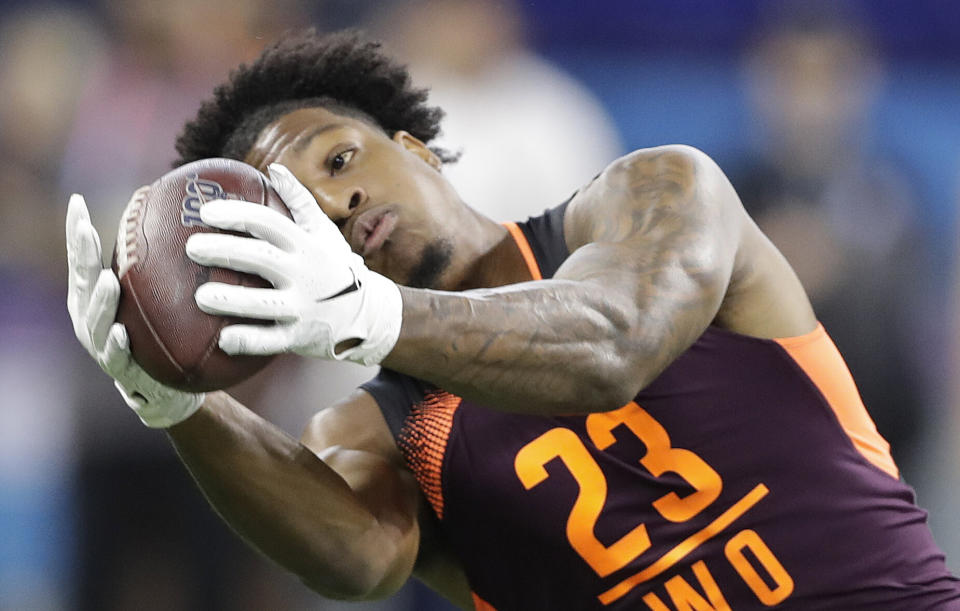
left=244, top=107, right=460, bottom=287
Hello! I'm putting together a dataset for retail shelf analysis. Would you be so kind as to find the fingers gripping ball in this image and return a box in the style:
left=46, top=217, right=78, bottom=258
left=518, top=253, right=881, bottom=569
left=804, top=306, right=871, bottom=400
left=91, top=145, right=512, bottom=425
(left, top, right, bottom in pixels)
left=111, top=158, right=292, bottom=392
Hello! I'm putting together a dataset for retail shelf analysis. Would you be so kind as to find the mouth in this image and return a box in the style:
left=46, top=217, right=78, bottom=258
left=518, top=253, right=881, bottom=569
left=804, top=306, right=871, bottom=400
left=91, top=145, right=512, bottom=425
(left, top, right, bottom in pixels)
left=350, top=206, right=398, bottom=257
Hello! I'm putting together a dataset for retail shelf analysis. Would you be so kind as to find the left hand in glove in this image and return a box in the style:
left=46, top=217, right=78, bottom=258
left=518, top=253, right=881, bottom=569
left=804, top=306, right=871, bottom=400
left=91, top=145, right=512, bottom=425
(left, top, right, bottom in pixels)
left=186, top=163, right=402, bottom=366
left=67, top=192, right=205, bottom=428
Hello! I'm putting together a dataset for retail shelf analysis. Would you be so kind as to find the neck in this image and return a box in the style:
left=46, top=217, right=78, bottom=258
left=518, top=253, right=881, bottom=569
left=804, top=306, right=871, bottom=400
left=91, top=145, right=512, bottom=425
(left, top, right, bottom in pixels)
left=441, top=207, right=535, bottom=291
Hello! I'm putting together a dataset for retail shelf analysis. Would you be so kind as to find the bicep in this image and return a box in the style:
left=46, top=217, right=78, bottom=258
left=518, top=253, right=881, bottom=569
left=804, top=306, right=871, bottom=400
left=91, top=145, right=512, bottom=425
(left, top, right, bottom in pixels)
left=555, top=146, right=742, bottom=385
left=562, top=145, right=740, bottom=292
left=300, top=391, right=423, bottom=598
left=561, top=144, right=815, bottom=345
left=303, top=391, right=474, bottom=606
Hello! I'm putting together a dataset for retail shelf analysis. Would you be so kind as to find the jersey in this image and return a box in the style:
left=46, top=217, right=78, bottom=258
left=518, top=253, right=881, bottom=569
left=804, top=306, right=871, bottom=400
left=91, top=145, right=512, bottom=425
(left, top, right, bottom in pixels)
left=362, top=202, right=960, bottom=611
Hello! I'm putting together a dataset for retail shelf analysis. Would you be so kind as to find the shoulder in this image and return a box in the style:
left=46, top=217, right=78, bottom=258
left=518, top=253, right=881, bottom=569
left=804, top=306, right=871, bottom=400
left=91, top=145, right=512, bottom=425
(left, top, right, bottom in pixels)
left=562, top=144, right=817, bottom=339
left=563, top=145, right=733, bottom=252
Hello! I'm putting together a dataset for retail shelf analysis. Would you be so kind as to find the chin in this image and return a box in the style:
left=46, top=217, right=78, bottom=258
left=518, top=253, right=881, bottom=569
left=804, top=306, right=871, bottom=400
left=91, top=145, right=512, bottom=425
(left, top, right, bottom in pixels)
left=405, top=238, right=454, bottom=289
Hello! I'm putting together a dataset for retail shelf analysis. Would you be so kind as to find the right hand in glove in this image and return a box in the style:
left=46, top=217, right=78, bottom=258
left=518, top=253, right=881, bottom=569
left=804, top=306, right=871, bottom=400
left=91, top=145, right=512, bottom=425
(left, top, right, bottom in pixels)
left=66, top=192, right=205, bottom=428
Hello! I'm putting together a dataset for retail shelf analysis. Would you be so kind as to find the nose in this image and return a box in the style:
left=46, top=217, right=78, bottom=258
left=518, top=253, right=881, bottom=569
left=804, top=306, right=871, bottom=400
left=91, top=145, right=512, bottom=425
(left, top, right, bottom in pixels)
left=348, top=189, right=365, bottom=211
left=311, top=186, right=367, bottom=224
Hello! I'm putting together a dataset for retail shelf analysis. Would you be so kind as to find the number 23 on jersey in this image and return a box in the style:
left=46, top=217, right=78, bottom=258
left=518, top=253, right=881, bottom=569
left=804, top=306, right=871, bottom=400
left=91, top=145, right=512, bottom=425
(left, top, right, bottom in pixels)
left=514, top=402, right=793, bottom=607
left=515, top=402, right=721, bottom=576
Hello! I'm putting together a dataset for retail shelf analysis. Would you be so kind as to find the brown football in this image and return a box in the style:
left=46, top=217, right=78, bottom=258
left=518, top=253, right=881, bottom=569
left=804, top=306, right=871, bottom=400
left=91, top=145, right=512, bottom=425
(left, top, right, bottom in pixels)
left=111, top=158, right=290, bottom=392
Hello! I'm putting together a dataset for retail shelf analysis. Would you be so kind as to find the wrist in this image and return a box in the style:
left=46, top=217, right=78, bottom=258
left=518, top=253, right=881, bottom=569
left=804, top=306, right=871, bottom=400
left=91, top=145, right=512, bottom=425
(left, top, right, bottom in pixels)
left=335, top=270, right=402, bottom=366
left=116, top=381, right=206, bottom=429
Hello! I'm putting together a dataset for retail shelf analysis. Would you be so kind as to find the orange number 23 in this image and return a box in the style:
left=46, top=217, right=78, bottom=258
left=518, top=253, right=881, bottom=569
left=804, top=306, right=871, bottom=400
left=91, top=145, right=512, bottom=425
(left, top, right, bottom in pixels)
left=514, top=402, right=722, bottom=577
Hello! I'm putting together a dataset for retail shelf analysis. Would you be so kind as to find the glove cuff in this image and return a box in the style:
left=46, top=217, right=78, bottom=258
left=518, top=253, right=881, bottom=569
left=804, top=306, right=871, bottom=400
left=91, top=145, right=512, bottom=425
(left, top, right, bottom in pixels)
left=116, top=380, right=206, bottom=429
left=336, top=270, right=403, bottom=366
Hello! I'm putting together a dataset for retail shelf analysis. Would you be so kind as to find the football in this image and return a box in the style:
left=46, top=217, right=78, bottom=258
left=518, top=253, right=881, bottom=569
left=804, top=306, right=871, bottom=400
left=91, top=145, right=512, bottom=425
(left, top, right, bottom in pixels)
left=112, top=158, right=291, bottom=392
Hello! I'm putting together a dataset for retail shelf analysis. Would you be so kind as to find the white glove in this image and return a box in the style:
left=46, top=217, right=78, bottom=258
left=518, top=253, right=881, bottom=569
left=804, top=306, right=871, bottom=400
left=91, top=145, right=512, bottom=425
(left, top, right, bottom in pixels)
left=67, top=192, right=205, bottom=428
left=186, top=163, right=402, bottom=366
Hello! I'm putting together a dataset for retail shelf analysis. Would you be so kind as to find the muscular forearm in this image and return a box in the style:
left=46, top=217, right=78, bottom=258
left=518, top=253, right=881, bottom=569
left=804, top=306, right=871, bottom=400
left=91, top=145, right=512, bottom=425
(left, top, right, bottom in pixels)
left=165, top=392, right=411, bottom=599
left=383, top=148, right=741, bottom=416
left=383, top=280, right=645, bottom=415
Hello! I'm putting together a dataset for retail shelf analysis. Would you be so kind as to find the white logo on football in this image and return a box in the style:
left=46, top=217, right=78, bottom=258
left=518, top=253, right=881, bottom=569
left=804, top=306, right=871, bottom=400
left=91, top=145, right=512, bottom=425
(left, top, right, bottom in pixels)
left=181, top=174, right=237, bottom=227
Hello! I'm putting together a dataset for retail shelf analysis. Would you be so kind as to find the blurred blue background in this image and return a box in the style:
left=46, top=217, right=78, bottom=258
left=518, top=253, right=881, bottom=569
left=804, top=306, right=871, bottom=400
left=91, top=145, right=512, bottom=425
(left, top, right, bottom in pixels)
left=1, top=0, right=959, bottom=609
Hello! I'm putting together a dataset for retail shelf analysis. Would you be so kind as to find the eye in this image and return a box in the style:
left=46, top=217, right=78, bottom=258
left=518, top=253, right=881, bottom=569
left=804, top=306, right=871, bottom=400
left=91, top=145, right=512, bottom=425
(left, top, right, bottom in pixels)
left=329, top=149, right=355, bottom=174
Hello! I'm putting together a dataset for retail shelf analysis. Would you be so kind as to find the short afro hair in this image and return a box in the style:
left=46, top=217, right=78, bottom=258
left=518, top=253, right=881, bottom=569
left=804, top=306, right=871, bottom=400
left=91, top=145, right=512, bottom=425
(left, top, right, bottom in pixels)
left=173, top=29, right=452, bottom=167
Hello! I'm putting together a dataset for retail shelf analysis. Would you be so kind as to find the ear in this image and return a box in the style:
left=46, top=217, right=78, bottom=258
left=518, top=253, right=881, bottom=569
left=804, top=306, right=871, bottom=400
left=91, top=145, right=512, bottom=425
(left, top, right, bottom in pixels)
left=393, top=130, right=442, bottom=171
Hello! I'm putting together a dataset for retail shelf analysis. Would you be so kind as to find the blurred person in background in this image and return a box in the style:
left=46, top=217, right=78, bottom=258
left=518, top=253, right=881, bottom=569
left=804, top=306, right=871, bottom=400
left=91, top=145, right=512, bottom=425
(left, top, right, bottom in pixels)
left=729, top=7, right=937, bottom=481
left=371, top=0, right=623, bottom=222
left=61, top=0, right=294, bottom=239
left=0, top=6, right=104, bottom=609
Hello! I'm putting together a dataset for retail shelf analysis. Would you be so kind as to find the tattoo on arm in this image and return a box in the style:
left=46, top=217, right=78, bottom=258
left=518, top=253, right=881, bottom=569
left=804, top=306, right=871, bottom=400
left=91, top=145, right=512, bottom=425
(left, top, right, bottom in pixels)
left=386, top=146, right=739, bottom=415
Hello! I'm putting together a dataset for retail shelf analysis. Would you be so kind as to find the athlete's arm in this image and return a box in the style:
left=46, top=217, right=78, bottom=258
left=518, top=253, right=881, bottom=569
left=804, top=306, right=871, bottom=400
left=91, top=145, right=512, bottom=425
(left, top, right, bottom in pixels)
left=297, top=390, right=475, bottom=609
left=67, top=192, right=426, bottom=601
left=384, top=145, right=815, bottom=414
left=190, top=145, right=813, bottom=415
left=166, top=390, right=423, bottom=601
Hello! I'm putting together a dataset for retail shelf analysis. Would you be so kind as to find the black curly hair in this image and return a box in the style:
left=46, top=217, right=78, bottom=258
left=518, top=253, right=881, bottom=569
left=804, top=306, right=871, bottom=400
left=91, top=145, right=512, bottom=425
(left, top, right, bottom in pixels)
left=173, top=29, right=453, bottom=167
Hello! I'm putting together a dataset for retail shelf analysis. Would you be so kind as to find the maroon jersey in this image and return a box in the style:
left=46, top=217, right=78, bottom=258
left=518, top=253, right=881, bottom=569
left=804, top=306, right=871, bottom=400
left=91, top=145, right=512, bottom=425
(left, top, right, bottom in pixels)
left=362, top=203, right=960, bottom=610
